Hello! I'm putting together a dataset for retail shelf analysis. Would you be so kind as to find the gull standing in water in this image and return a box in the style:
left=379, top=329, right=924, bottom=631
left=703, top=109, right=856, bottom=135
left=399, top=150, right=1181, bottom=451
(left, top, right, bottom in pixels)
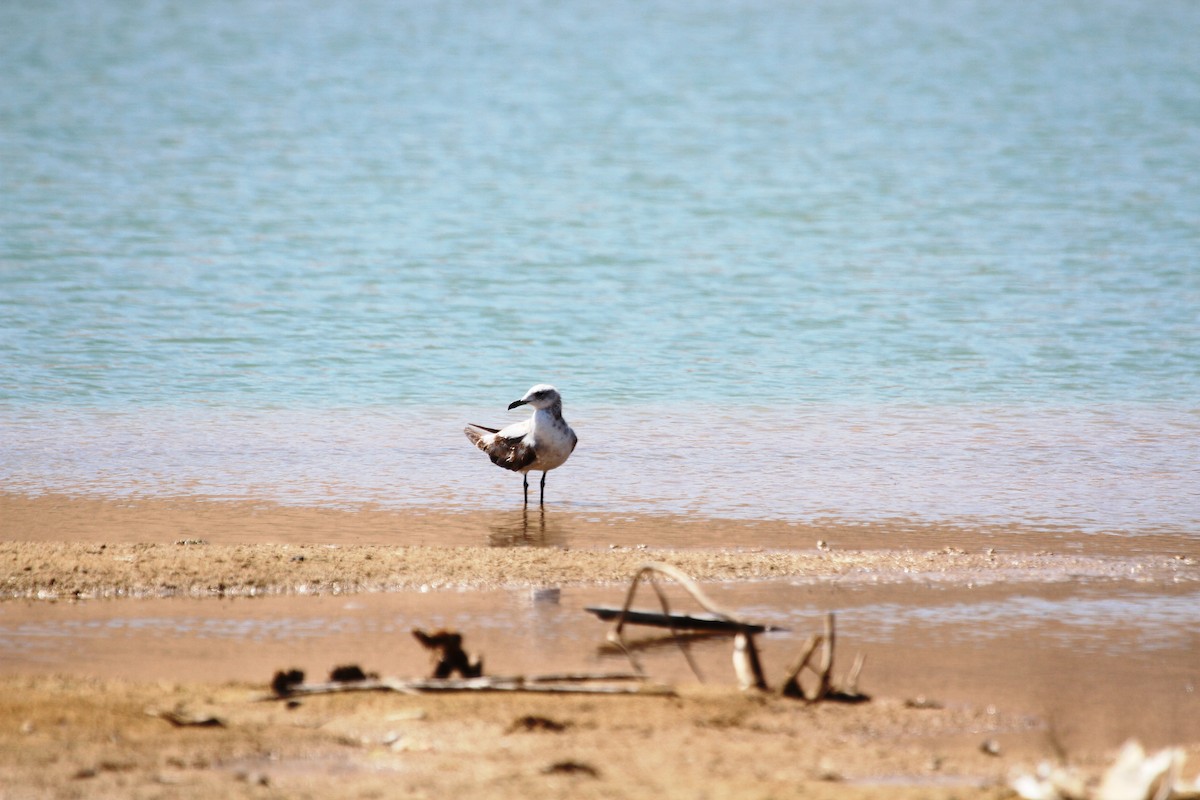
left=464, top=384, right=578, bottom=507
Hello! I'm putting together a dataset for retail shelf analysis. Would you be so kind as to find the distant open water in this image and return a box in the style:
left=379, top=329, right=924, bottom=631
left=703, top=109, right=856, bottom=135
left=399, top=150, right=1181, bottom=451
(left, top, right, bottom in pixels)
left=2, top=0, right=1198, bottom=534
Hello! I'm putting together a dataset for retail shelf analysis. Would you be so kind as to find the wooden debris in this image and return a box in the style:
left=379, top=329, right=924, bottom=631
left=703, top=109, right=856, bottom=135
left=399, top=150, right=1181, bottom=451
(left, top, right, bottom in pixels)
left=412, top=628, right=484, bottom=678
left=268, top=622, right=665, bottom=700
left=584, top=606, right=783, bottom=634
left=776, top=615, right=869, bottom=703
left=602, top=562, right=772, bottom=686
left=329, top=664, right=376, bottom=682
left=732, top=632, right=767, bottom=691
left=818, top=612, right=835, bottom=698
left=597, top=563, right=869, bottom=702
left=265, top=673, right=668, bottom=699
left=271, top=669, right=305, bottom=697
left=778, top=634, right=824, bottom=700
left=596, top=630, right=731, bottom=655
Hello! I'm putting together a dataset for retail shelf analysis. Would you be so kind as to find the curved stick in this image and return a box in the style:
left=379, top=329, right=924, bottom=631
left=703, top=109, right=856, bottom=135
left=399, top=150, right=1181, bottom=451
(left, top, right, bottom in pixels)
left=609, top=563, right=753, bottom=685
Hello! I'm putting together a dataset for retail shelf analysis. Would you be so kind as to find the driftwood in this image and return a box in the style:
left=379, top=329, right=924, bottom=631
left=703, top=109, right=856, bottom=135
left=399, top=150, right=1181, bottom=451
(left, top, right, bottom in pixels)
left=329, top=664, right=376, bottom=682
left=584, top=606, right=784, bottom=634
left=268, top=673, right=668, bottom=699
left=267, top=628, right=668, bottom=700
left=596, top=630, right=733, bottom=657
left=776, top=615, right=868, bottom=703
left=602, top=562, right=774, bottom=686
left=599, top=563, right=869, bottom=701
left=265, top=573, right=868, bottom=703
left=412, top=628, right=484, bottom=678
left=733, top=631, right=768, bottom=691
left=271, top=669, right=305, bottom=696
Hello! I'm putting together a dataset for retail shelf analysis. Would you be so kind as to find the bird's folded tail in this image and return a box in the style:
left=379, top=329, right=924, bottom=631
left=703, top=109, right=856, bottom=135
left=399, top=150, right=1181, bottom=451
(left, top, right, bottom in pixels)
left=464, top=423, right=499, bottom=450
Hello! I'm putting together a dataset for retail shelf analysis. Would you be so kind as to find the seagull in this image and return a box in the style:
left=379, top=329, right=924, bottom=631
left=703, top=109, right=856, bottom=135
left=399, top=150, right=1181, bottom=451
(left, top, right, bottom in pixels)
left=464, top=384, right=578, bottom=508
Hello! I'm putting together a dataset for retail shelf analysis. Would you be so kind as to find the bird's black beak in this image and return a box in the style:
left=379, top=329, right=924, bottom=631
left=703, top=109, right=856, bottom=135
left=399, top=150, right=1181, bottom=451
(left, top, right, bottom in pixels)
left=508, top=399, right=528, bottom=410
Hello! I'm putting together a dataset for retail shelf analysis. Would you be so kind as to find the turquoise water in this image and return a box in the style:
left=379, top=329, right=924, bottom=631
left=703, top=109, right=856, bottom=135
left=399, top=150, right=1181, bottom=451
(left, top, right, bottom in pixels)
left=2, top=0, right=1198, bottom=532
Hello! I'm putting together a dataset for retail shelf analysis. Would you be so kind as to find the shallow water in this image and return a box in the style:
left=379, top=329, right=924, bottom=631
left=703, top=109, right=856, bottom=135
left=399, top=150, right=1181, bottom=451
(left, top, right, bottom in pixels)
left=6, top=583, right=1195, bottom=671
left=2, top=579, right=1197, bottom=748
left=3, top=403, right=1197, bottom=533
left=2, top=0, right=1199, bottom=534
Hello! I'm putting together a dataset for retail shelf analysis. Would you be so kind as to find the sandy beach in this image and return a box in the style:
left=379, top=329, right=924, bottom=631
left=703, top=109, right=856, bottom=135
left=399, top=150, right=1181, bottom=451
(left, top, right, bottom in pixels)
left=2, top=493, right=1199, bottom=798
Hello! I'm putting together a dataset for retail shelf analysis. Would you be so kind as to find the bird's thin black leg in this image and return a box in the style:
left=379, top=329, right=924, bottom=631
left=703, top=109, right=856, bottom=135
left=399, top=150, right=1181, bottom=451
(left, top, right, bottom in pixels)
left=539, top=472, right=547, bottom=507
left=522, top=474, right=529, bottom=507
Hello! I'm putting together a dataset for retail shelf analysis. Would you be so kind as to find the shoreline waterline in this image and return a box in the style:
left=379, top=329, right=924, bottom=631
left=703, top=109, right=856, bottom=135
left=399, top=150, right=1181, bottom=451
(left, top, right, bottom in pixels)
left=4, top=491, right=1198, bottom=554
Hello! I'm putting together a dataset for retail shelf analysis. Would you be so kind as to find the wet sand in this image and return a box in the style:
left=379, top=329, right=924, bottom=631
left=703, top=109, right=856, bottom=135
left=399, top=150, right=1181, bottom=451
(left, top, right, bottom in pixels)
left=6, top=492, right=1198, bottom=554
left=2, top=492, right=1199, bottom=798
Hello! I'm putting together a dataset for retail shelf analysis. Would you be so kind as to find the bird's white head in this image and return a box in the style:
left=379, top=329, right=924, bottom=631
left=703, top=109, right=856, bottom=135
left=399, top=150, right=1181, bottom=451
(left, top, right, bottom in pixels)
left=508, top=384, right=562, bottom=411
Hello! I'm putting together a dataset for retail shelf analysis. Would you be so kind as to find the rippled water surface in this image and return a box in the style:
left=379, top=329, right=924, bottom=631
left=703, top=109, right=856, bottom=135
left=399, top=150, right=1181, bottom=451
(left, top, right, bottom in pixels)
left=2, top=0, right=1198, bottom=533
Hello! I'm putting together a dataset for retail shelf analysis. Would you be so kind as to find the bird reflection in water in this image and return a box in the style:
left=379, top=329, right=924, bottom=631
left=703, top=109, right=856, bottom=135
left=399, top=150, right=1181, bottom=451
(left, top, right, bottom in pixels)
left=487, top=507, right=566, bottom=547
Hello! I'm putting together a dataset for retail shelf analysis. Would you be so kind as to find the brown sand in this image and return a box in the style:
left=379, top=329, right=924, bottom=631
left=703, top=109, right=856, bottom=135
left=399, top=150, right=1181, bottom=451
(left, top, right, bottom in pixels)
left=1, top=675, right=1030, bottom=800
left=2, top=492, right=1199, bottom=798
